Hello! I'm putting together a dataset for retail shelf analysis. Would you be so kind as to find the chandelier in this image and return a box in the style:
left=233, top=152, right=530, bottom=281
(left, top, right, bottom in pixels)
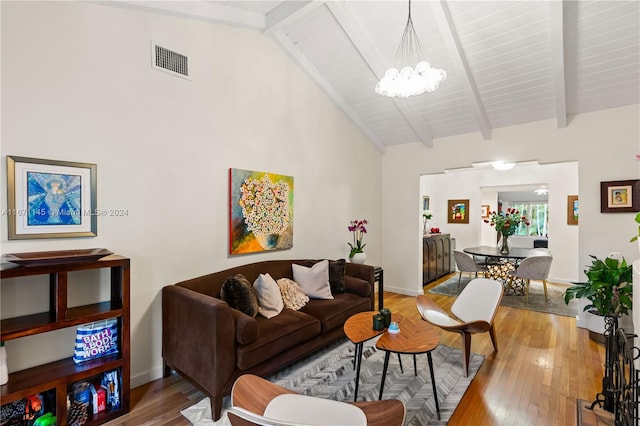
left=375, top=0, right=447, bottom=98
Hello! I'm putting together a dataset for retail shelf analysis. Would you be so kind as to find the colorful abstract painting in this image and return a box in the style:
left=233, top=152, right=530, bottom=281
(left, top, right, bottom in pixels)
left=229, top=168, right=294, bottom=254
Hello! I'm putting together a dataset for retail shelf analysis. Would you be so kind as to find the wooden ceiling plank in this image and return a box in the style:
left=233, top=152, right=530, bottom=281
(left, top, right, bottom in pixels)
left=429, top=0, right=492, bottom=140
left=549, top=1, right=567, bottom=128
left=326, top=2, right=435, bottom=148
left=106, top=0, right=266, bottom=29
left=270, top=30, right=386, bottom=153
left=263, top=1, right=324, bottom=35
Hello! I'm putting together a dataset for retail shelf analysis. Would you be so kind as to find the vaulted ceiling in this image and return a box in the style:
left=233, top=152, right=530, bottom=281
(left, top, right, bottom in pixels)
left=112, top=1, right=640, bottom=153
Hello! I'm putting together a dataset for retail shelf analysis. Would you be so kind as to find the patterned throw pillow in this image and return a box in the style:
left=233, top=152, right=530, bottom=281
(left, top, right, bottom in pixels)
left=220, top=274, right=259, bottom=317
left=276, top=278, right=310, bottom=310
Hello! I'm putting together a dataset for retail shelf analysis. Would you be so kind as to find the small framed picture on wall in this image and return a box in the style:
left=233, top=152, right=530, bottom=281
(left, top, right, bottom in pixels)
left=481, top=205, right=490, bottom=219
left=448, top=199, right=469, bottom=224
left=600, top=180, right=640, bottom=213
left=567, top=195, right=578, bottom=225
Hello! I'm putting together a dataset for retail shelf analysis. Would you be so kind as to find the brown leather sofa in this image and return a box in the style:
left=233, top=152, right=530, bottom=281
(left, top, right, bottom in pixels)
left=162, top=259, right=375, bottom=421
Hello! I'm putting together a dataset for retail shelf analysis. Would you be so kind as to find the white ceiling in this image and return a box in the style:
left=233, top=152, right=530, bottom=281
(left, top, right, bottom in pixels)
left=111, top=0, right=640, bottom=152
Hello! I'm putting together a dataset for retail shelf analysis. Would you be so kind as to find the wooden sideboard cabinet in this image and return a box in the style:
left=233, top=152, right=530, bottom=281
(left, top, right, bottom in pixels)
left=423, top=234, right=451, bottom=285
left=0, top=251, right=130, bottom=425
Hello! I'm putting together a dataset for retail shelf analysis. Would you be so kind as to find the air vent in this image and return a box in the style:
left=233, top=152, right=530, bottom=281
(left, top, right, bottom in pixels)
left=151, top=42, right=190, bottom=80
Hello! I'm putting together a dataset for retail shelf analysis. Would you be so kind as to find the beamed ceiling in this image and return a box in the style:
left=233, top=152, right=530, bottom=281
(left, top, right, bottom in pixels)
left=109, top=1, right=640, bottom=153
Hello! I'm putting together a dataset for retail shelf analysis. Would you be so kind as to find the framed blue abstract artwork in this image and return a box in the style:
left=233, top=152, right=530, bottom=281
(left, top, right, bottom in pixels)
left=7, top=156, right=97, bottom=239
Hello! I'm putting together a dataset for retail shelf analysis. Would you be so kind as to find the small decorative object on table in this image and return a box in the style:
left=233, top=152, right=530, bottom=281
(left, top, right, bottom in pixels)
left=422, top=210, right=432, bottom=234
left=347, top=219, right=368, bottom=263
left=373, top=313, right=385, bottom=331
left=379, top=308, right=391, bottom=327
left=484, top=208, right=529, bottom=254
left=388, top=322, right=400, bottom=334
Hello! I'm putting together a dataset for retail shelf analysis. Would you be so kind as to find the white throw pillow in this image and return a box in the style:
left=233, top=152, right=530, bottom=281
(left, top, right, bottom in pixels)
left=253, top=273, right=284, bottom=319
left=292, top=260, right=334, bottom=300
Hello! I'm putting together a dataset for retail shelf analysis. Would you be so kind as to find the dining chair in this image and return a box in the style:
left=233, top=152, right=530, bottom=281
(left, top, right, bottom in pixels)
left=453, top=250, right=488, bottom=287
left=416, top=278, right=503, bottom=377
left=506, top=255, right=553, bottom=304
left=228, top=374, right=406, bottom=426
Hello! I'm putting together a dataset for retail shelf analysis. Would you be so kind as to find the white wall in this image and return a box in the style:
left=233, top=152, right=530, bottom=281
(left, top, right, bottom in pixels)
left=0, top=2, right=381, bottom=387
left=421, top=162, right=578, bottom=284
left=382, top=105, right=640, bottom=300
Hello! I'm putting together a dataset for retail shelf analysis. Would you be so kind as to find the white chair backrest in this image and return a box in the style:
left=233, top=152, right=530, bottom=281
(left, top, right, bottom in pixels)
left=453, top=250, right=479, bottom=273
left=514, top=255, right=553, bottom=280
left=228, top=406, right=306, bottom=426
left=451, top=278, right=503, bottom=323
left=229, top=394, right=367, bottom=426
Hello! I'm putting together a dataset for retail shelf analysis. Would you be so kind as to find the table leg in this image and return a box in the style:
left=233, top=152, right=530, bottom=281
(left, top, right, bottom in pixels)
left=397, top=353, right=403, bottom=373
left=427, top=352, right=440, bottom=420
left=413, top=354, right=417, bottom=376
left=378, top=351, right=391, bottom=400
left=354, top=342, right=363, bottom=402
left=378, top=269, right=384, bottom=310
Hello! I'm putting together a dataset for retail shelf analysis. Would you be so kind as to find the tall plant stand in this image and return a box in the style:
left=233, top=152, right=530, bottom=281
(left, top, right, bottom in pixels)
left=586, top=316, right=638, bottom=425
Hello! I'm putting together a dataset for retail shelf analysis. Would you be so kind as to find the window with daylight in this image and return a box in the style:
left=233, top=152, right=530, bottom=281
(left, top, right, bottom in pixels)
left=510, top=202, right=549, bottom=237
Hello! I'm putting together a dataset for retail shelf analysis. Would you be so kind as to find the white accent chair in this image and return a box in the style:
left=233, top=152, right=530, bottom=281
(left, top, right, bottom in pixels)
left=417, top=278, right=503, bottom=377
left=507, top=255, right=553, bottom=304
left=453, top=250, right=488, bottom=287
left=228, top=374, right=406, bottom=426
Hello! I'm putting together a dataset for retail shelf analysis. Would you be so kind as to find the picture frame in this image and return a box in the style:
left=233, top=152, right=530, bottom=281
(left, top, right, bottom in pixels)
left=423, top=196, right=430, bottom=211
left=7, top=156, right=97, bottom=239
left=229, top=168, right=294, bottom=254
left=481, top=205, right=490, bottom=219
left=567, top=195, right=579, bottom=225
left=448, top=199, right=469, bottom=224
left=600, top=180, right=640, bottom=213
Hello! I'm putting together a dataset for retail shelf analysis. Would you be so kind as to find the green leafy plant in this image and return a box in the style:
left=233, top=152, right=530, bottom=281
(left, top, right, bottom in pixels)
left=347, top=219, right=368, bottom=258
left=629, top=212, right=640, bottom=243
left=563, top=253, right=633, bottom=317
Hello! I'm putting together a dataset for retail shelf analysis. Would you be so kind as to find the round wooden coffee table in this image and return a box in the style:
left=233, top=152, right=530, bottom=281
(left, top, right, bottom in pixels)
left=343, top=311, right=401, bottom=401
left=376, top=317, right=441, bottom=420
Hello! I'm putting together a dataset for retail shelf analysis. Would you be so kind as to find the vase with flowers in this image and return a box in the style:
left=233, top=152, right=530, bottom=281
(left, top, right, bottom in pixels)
left=422, top=210, right=432, bottom=235
left=484, top=208, right=529, bottom=254
left=347, top=219, right=368, bottom=264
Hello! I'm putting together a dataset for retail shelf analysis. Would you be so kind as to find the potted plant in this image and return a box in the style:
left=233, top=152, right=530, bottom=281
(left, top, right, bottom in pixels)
left=422, top=210, right=432, bottom=235
left=563, top=253, right=632, bottom=341
left=347, top=219, right=368, bottom=264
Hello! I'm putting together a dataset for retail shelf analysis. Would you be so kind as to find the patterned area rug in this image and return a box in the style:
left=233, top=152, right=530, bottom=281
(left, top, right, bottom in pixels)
left=181, top=337, right=483, bottom=426
left=429, top=274, right=578, bottom=317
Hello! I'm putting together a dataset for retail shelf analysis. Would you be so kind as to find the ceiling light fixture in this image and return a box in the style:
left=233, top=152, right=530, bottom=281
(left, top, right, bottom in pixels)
left=535, top=187, right=549, bottom=195
left=374, top=0, right=446, bottom=98
left=491, top=161, right=515, bottom=171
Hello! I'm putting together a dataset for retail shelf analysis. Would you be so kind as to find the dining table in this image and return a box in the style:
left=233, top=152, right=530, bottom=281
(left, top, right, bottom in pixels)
left=463, top=245, right=550, bottom=295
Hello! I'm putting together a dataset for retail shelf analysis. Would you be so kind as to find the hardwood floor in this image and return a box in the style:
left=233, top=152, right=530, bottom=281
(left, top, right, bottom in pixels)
left=105, top=274, right=605, bottom=425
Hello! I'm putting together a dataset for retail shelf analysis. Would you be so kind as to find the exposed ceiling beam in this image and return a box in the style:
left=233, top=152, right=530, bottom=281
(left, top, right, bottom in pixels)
left=100, top=0, right=266, bottom=29
left=429, top=0, right=492, bottom=140
left=263, top=1, right=324, bottom=36
left=549, top=1, right=567, bottom=128
left=271, top=30, right=386, bottom=153
left=327, top=2, right=435, bottom=148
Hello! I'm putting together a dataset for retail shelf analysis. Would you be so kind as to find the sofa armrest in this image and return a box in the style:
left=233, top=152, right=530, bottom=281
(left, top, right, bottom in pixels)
left=344, top=263, right=375, bottom=310
left=162, top=285, right=236, bottom=398
left=344, top=275, right=372, bottom=298
left=230, top=308, right=259, bottom=344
